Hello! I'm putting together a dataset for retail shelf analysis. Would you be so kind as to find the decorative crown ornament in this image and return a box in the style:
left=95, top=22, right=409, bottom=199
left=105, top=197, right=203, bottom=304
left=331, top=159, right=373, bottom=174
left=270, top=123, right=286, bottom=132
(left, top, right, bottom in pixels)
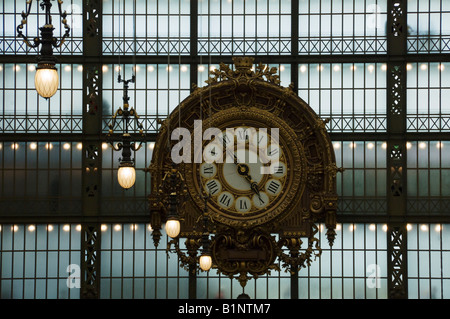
left=206, top=58, right=281, bottom=87
left=232, top=56, right=255, bottom=71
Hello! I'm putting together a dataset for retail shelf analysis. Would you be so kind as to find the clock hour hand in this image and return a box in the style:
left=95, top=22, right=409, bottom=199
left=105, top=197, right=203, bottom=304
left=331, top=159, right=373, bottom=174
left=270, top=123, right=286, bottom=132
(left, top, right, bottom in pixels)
left=226, top=147, right=262, bottom=199
left=236, top=162, right=262, bottom=199
left=232, top=152, right=239, bottom=166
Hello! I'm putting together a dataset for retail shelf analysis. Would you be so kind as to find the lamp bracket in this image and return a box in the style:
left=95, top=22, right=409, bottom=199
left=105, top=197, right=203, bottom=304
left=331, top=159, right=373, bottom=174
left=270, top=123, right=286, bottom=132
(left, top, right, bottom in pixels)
left=107, top=75, right=145, bottom=155
left=17, top=0, right=71, bottom=50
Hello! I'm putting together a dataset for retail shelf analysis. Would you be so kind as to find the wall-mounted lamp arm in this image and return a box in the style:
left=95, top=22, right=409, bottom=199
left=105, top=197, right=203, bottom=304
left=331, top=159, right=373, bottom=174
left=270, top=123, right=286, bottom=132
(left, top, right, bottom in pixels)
left=17, top=0, right=71, bottom=49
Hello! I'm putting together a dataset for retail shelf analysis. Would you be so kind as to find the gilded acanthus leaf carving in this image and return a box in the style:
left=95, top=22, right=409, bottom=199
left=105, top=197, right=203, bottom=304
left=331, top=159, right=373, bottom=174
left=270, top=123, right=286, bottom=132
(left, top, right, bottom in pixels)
left=205, top=58, right=281, bottom=86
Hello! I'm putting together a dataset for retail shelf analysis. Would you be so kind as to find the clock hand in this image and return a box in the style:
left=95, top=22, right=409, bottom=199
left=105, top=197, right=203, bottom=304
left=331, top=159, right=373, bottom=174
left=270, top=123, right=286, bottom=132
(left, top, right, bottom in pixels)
left=232, top=152, right=239, bottom=166
left=222, top=143, right=262, bottom=198
left=250, top=181, right=263, bottom=203
left=226, top=149, right=249, bottom=178
left=237, top=163, right=262, bottom=199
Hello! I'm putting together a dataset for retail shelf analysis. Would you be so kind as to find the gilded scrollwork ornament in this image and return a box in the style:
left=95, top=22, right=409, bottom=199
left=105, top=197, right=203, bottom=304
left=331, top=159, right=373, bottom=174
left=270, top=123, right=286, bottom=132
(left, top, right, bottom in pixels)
left=205, top=58, right=281, bottom=86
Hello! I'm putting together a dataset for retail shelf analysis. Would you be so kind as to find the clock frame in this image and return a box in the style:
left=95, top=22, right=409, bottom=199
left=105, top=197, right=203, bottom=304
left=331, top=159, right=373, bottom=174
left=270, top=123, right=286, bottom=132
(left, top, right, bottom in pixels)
left=185, top=107, right=307, bottom=230
left=148, top=57, right=339, bottom=286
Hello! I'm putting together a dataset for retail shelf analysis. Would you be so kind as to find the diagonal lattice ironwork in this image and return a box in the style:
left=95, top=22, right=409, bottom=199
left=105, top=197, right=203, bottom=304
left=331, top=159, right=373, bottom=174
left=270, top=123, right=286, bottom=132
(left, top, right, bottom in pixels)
left=387, top=226, right=407, bottom=299
left=101, top=38, right=190, bottom=55
left=298, top=37, right=387, bottom=55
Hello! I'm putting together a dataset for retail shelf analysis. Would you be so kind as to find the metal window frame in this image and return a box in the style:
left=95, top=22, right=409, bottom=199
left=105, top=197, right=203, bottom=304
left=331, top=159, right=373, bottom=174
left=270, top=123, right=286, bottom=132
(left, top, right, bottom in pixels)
left=1, top=0, right=450, bottom=300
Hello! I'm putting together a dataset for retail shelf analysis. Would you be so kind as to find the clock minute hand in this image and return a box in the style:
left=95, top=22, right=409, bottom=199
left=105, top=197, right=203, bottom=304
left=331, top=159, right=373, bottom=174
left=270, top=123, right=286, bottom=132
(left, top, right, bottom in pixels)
left=250, top=181, right=263, bottom=199
left=226, top=147, right=263, bottom=199
left=243, top=174, right=258, bottom=193
left=238, top=165, right=263, bottom=200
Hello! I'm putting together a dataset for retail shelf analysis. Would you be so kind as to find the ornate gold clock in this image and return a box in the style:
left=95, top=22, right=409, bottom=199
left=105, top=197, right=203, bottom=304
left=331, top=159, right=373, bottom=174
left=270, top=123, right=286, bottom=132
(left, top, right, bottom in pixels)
left=186, top=107, right=307, bottom=231
left=148, top=57, right=339, bottom=288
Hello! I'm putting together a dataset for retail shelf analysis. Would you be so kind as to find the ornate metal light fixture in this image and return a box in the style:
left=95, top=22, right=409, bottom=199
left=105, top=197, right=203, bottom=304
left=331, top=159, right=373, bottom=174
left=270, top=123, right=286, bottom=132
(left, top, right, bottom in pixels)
left=161, top=175, right=215, bottom=274
left=107, top=75, right=145, bottom=189
left=162, top=167, right=183, bottom=238
left=17, top=0, right=71, bottom=99
left=198, top=195, right=213, bottom=272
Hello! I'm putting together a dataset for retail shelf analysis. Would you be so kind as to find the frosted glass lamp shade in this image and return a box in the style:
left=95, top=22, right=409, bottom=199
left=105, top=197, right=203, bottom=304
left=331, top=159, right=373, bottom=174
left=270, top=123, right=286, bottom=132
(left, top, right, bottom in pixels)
left=165, top=219, right=180, bottom=238
left=199, top=254, right=212, bottom=271
left=117, top=166, right=136, bottom=189
left=35, top=67, right=59, bottom=98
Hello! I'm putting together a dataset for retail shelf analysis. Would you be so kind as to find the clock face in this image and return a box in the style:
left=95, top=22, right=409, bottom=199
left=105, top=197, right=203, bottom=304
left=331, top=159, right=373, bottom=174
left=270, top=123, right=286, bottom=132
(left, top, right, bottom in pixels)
left=199, top=126, right=289, bottom=218
left=181, top=107, right=307, bottom=229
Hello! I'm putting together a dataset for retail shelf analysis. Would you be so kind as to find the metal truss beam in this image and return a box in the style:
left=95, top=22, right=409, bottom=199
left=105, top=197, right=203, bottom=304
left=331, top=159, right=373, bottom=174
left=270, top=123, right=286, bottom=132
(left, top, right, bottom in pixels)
left=79, top=0, right=103, bottom=299
left=1, top=53, right=450, bottom=65
left=386, top=0, right=408, bottom=300
left=1, top=132, right=449, bottom=143
left=2, top=214, right=450, bottom=225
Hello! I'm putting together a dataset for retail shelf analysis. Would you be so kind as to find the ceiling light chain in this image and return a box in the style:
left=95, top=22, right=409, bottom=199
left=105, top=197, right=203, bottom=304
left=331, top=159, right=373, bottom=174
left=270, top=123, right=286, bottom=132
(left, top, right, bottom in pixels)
left=17, top=0, right=71, bottom=99
left=107, top=74, right=145, bottom=189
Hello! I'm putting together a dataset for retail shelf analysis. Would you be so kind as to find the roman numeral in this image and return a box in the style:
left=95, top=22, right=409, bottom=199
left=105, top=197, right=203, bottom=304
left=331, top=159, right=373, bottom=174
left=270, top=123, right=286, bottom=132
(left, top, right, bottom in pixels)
left=268, top=147, right=279, bottom=156
left=206, top=180, right=219, bottom=195
left=218, top=134, right=230, bottom=146
left=203, top=165, right=213, bottom=174
left=219, top=194, right=231, bottom=206
left=237, top=130, right=249, bottom=140
left=274, top=165, right=283, bottom=174
left=267, top=181, right=280, bottom=194
left=258, top=134, right=264, bottom=143
left=254, top=133, right=267, bottom=148
left=239, top=199, right=248, bottom=210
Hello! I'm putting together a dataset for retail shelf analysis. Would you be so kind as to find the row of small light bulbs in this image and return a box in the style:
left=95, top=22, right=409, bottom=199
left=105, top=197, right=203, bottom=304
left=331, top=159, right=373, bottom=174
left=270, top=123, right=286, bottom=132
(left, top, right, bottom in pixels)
left=321, top=223, right=444, bottom=232
left=6, top=64, right=287, bottom=74
left=1, top=224, right=152, bottom=233
left=6, top=63, right=445, bottom=75
left=300, top=63, right=446, bottom=73
left=3, top=141, right=441, bottom=152
left=3, top=142, right=156, bottom=151
left=332, top=141, right=444, bottom=150
left=63, top=63, right=448, bottom=74
left=6, top=65, right=228, bottom=74
left=6, top=65, right=84, bottom=73
left=105, top=65, right=286, bottom=73
left=7, top=142, right=82, bottom=151
left=1, top=223, right=443, bottom=233
left=105, top=65, right=216, bottom=73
